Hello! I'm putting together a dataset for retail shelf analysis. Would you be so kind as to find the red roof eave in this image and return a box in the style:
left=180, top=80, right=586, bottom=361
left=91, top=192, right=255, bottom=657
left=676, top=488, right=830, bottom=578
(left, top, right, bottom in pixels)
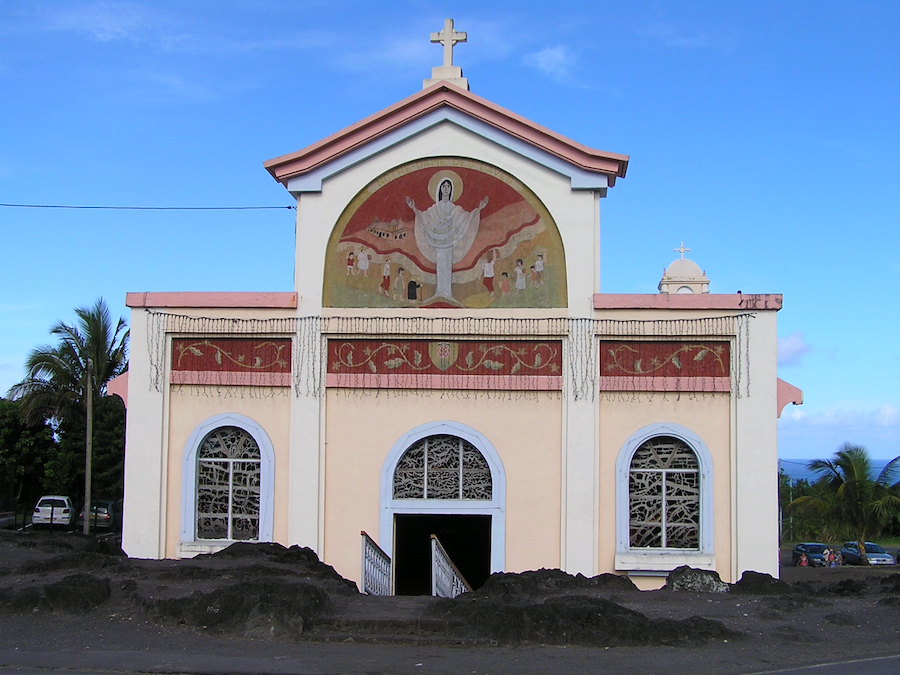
left=264, top=82, right=629, bottom=184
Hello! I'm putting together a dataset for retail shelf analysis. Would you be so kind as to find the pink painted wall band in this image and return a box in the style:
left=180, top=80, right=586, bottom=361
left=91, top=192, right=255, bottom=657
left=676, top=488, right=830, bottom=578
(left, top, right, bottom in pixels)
left=326, top=373, right=562, bottom=391
left=127, top=291, right=298, bottom=309
left=600, top=376, right=731, bottom=393
left=107, top=372, right=129, bottom=406
left=777, top=378, right=804, bottom=418
left=593, top=293, right=783, bottom=311
left=170, top=371, right=292, bottom=387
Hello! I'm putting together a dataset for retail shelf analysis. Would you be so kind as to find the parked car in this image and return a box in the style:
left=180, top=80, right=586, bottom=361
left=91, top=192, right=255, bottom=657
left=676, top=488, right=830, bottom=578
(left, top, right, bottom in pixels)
left=76, top=499, right=122, bottom=531
left=792, top=542, right=829, bottom=566
left=840, top=541, right=896, bottom=566
left=31, top=495, right=76, bottom=528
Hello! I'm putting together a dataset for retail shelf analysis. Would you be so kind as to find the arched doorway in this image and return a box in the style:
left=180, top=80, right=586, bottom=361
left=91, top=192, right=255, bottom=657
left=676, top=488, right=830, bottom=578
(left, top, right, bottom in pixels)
left=381, top=422, right=506, bottom=595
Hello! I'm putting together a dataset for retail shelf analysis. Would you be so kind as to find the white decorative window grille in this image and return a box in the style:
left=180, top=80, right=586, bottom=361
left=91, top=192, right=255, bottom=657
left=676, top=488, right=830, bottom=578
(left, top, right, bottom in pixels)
left=393, top=434, right=492, bottom=500
left=628, top=436, right=700, bottom=549
left=196, top=426, right=261, bottom=541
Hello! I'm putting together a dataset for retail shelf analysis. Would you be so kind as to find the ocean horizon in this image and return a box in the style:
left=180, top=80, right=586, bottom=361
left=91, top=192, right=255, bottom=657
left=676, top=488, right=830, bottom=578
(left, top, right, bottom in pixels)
left=779, top=458, right=894, bottom=484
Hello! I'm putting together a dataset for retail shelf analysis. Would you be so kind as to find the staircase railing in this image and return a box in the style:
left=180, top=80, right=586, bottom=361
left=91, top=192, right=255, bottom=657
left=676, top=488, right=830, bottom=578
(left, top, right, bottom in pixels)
left=360, top=530, right=392, bottom=596
left=430, top=534, right=472, bottom=598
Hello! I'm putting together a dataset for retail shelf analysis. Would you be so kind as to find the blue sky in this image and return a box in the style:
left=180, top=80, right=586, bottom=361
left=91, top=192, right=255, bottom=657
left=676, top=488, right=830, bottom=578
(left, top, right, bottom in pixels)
left=1, top=1, right=897, bottom=460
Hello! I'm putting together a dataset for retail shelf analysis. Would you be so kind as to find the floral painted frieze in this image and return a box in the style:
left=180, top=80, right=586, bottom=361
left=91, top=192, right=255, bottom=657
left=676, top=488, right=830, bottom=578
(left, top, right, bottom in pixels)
left=327, top=339, right=562, bottom=391
left=600, top=341, right=731, bottom=392
left=170, top=338, right=292, bottom=388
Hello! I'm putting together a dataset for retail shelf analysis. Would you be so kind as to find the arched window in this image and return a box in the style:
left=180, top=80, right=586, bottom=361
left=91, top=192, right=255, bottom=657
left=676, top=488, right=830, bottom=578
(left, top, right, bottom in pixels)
left=181, top=413, right=275, bottom=552
left=615, top=423, right=714, bottom=572
left=196, top=426, right=261, bottom=540
left=393, top=434, right=492, bottom=500
left=628, top=436, right=699, bottom=549
left=380, top=421, right=507, bottom=573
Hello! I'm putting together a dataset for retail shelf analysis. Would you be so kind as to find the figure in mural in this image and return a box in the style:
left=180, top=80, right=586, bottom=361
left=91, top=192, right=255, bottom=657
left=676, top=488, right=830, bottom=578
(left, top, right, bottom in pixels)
left=394, top=267, right=406, bottom=301
left=380, top=258, right=392, bottom=295
left=357, top=249, right=370, bottom=277
left=406, top=175, right=489, bottom=302
left=482, top=249, right=499, bottom=296
left=514, top=259, right=527, bottom=292
left=534, top=253, right=545, bottom=286
left=407, top=278, right=423, bottom=301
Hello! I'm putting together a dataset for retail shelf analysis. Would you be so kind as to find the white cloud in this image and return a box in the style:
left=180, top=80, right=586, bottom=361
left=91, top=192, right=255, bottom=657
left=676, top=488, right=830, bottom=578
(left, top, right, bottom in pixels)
left=336, top=37, right=430, bottom=74
left=779, top=404, right=900, bottom=460
left=778, top=331, right=811, bottom=366
left=30, top=2, right=337, bottom=56
left=523, top=45, right=577, bottom=82
left=134, top=70, right=216, bottom=101
left=875, top=404, right=899, bottom=427
left=637, top=24, right=713, bottom=49
left=39, top=1, right=164, bottom=43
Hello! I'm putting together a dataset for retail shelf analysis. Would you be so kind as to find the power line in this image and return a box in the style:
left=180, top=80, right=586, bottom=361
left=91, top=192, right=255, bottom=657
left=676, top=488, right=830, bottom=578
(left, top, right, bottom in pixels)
left=0, top=203, right=295, bottom=211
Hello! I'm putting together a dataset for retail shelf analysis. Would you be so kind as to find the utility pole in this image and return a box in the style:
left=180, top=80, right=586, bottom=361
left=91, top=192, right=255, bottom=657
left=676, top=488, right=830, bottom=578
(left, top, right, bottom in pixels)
left=82, top=360, right=93, bottom=536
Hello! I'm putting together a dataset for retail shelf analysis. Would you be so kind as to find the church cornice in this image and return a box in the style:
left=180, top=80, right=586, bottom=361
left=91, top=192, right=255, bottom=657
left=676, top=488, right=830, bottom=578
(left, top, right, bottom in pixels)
left=593, top=293, right=783, bottom=311
left=264, top=83, right=629, bottom=185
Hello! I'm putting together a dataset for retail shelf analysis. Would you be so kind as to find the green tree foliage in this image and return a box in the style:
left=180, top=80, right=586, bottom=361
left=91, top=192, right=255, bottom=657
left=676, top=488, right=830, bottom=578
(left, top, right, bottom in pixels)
left=779, top=470, right=824, bottom=542
left=7, top=298, right=128, bottom=427
left=0, top=398, right=56, bottom=509
left=57, top=395, right=126, bottom=499
left=6, top=299, right=129, bottom=509
left=789, top=443, right=900, bottom=562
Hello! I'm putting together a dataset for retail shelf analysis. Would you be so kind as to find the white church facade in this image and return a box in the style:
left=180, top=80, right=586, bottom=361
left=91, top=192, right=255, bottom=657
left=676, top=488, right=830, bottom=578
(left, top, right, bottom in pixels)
left=121, top=21, right=802, bottom=591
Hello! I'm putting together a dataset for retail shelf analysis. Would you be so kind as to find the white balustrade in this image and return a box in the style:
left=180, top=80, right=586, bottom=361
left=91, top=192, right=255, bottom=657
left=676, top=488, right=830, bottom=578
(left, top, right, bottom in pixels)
left=430, top=534, right=472, bottom=598
left=360, top=530, right=392, bottom=596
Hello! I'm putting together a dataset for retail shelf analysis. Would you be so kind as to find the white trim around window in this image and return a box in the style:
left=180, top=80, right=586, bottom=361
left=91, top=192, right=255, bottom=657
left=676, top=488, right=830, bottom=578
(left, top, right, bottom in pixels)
left=615, top=422, right=715, bottom=572
left=380, top=420, right=507, bottom=573
left=180, top=413, right=275, bottom=556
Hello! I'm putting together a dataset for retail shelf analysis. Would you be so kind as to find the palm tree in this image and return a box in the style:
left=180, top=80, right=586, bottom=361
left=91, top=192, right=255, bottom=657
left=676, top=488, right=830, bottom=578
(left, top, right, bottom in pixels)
left=7, top=298, right=128, bottom=427
left=7, top=299, right=128, bottom=532
left=789, top=443, right=900, bottom=564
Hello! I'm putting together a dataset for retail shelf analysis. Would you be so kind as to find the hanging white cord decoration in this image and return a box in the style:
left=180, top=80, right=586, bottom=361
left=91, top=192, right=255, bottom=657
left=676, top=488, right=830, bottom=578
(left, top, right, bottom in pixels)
left=142, top=311, right=753, bottom=400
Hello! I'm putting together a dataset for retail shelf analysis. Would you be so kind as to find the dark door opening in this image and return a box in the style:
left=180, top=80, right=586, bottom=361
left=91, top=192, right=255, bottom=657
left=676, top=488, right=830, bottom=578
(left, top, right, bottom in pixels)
left=393, top=514, right=491, bottom=595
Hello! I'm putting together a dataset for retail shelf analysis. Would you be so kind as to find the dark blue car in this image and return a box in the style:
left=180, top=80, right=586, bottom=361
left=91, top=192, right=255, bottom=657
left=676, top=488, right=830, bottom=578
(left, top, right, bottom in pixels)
left=792, top=542, right=828, bottom=566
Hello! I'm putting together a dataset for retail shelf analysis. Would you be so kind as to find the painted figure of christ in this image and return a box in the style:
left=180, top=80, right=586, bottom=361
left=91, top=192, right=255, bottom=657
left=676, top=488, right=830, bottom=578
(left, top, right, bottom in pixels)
left=406, top=175, right=488, bottom=302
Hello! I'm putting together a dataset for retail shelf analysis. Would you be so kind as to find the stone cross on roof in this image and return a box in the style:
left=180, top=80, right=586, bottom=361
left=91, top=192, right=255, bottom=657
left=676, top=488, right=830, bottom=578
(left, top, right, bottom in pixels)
left=674, top=241, right=691, bottom=259
left=424, top=18, right=470, bottom=91
left=431, top=18, right=467, bottom=67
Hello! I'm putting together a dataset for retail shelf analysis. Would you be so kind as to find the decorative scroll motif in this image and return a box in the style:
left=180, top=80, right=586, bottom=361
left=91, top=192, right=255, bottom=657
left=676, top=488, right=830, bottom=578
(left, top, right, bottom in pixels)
left=173, top=339, right=291, bottom=372
left=196, top=426, right=261, bottom=541
left=361, top=531, right=392, bottom=596
left=393, top=435, right=492, bottom=500
left=603, top=342, right=729, bottom=377
left=145, top=311, right=752, bottom=400
left=329, top=339, right=561, bottom=377
left=431, top=534, right=472, bottom=598
left=628, top=436, right=700, bottom=549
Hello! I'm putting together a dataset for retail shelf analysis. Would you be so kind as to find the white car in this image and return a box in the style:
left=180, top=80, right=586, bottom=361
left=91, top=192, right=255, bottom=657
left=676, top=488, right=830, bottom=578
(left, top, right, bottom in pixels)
left=32, top=495, right=75, bottom=528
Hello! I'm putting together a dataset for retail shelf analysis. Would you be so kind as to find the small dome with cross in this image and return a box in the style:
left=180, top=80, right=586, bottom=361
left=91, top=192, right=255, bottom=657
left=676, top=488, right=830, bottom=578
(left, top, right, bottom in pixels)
left=659, top=242, right=709, bottom=294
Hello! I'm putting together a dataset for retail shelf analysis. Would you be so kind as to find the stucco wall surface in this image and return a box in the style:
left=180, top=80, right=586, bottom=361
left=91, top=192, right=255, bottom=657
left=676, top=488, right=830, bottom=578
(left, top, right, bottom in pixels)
left=322, top=389, right=563, bottom=585
left=164, top=386, right=293, bottom=558
left=598, top=393, right=733, bottom=580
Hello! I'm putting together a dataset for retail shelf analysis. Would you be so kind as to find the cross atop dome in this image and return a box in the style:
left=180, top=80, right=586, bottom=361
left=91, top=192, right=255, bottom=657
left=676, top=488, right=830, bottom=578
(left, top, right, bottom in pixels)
left=659, top=242, right=710, bottom=294
left=424, top=18, right=470, bottom=91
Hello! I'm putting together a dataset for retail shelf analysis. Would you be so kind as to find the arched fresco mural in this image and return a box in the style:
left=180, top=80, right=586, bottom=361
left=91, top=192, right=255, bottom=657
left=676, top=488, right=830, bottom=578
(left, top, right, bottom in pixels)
left=324, top=158, right=567, bottom=308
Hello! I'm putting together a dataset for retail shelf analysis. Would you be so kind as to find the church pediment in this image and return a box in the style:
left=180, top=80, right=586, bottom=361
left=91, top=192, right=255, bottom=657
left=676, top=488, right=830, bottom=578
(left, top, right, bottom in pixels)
left=264, top=83, right=629, bottom=194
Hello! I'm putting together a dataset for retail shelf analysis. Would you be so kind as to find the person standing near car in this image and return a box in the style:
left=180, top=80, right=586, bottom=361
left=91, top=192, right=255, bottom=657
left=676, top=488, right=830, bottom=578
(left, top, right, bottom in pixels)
left=797, top=552, right=809, bottom=567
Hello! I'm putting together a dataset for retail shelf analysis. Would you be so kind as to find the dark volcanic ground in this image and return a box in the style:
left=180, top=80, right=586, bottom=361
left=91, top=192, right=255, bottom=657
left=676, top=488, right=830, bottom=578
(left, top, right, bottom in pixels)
left=0, top=530, right=898, bottom=674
